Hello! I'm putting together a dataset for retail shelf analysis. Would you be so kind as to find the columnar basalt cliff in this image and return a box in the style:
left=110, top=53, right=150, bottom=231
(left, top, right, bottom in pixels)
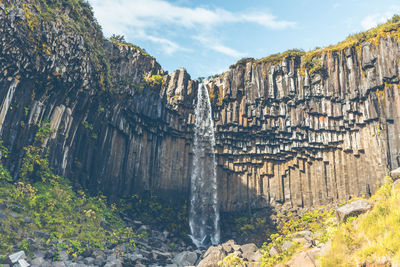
left=0, top=0, right=197, bottom=203
left=206, top=36, right=400, bottom=211
left=1, top=0, right=400, bottom=214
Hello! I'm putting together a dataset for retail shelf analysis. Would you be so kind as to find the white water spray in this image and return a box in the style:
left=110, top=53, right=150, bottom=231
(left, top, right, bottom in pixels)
left=189, top=83, right=220, bottom=248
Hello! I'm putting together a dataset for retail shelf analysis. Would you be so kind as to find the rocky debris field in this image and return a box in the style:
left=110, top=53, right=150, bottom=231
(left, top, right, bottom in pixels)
left=0, top=220, right=201, bottom=267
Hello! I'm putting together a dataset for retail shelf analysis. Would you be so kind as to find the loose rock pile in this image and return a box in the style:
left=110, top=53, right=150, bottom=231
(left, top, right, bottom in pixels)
left=0, top=220, right=201, bottom=267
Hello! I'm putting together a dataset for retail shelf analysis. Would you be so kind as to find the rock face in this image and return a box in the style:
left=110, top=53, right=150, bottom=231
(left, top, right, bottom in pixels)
left=1, top=0, right=400, bottom=212
left=0, top=0, right=197, bottom=205
left=207, top=36, right=400, bottom=211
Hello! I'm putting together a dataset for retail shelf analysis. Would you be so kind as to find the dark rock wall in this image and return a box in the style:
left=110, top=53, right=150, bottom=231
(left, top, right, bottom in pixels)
left=1, top=1, right=400, bottom=212
left=0, top=1, right=195, bottom=203
left=203, top=35, right=400, bottom=211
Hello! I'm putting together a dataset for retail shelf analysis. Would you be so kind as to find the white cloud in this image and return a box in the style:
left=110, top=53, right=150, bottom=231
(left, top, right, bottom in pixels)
left=193, top=35, right=246, bottom=58
left=88, top=0, right=295, bottom=56
left=361, top=6, right=400, bottom=30
left=141, top=34, right=191, bottom=55
left=89, top=0, right=295, bottom=31
left=241, top=13, right=296, bottom=30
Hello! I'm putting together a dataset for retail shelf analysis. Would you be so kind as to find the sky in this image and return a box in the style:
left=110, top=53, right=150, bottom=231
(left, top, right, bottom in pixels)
left=87, top=0, right=400, bottom=79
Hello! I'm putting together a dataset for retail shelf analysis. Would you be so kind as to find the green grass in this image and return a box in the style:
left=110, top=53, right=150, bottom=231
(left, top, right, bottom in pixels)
left=319, top=177, right=400, bottom=266
left=0, top=172, right=138, bottom=256
left=228, top=15, right=400, bottom=75
left=258, top=208, right=336, bottom=267
left=109, top=34, right=149, bottom=56
left=0, top=123, right=138, bottom=257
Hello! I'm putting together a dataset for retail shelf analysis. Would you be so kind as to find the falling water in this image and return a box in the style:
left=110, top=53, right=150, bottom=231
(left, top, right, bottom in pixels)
left=189, top=83, right=220, bottom=248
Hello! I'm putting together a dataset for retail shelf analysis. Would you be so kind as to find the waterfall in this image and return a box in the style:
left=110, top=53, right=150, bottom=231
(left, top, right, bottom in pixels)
left=189, top=83, right=220, bottom=248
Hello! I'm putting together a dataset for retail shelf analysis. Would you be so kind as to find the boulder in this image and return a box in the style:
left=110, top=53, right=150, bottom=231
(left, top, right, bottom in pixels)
left=52, top=262, right=66, bottom=267
left=83, top=257, right=95, bottom=265
left=240, top=243, right=258, bottom=261
left=31, top=257, right=45, bottom=267
left=151, top=250, right=171, bottom=260
left=391, top=167, right=400, bottom=179
left=3, top=251, right=26, bottom=264
left=17, top=259, right=30, bottom=267
left=173, top=251, right=198, bottom=266
left=336, top=199, right=373, bottom=222
left=197, top=245, right=225, bottom=267
left=221, top=240, right=235, bottom=254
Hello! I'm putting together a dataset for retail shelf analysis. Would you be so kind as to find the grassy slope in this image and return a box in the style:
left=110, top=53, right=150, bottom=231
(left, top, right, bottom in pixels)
left=0, top=123, right=137, bottom=257
left=220, top=177, right=400, bottom=267
left=319, top=178, right=400, bottom=266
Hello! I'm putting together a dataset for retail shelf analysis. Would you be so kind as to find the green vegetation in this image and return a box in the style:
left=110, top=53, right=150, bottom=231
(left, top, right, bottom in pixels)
left=319, top=177, right=400, bottom=266
left=298, top=14, right=400, bottom=77
left=229, top=15, right=400, bottom=76
left=218, top=253, right=247, bottom=267
left=81, top=120, right=94, bottom=131
left=229, top=57, right=255, bottom=69
left=110, top=34, right=126, bottom=43
left=118, top=193, right=189, bottom=238
left=257, top=49, right=305, bottom=65
left=146, top=74, right=164, bottom=89
left=259, top=209, right=336, bottom=266
left=301, top=56, right=325, bottom=78
left=2, top=0, right=113, bottom=90
left=0, top=123, right=137, bottom=256
left=109, top=34, right=149, bottom=55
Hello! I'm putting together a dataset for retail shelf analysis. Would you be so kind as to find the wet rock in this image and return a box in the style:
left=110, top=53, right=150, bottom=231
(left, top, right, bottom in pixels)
left=336, top=199, right=373, bottom=222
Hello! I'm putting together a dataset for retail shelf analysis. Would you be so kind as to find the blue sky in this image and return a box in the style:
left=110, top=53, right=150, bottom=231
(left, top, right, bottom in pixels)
left=88, top=0, right=400, bottom=79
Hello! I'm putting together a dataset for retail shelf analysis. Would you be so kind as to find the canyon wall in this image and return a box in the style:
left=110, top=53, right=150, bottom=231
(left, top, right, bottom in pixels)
left=1, top=0, right=400, bottom=212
